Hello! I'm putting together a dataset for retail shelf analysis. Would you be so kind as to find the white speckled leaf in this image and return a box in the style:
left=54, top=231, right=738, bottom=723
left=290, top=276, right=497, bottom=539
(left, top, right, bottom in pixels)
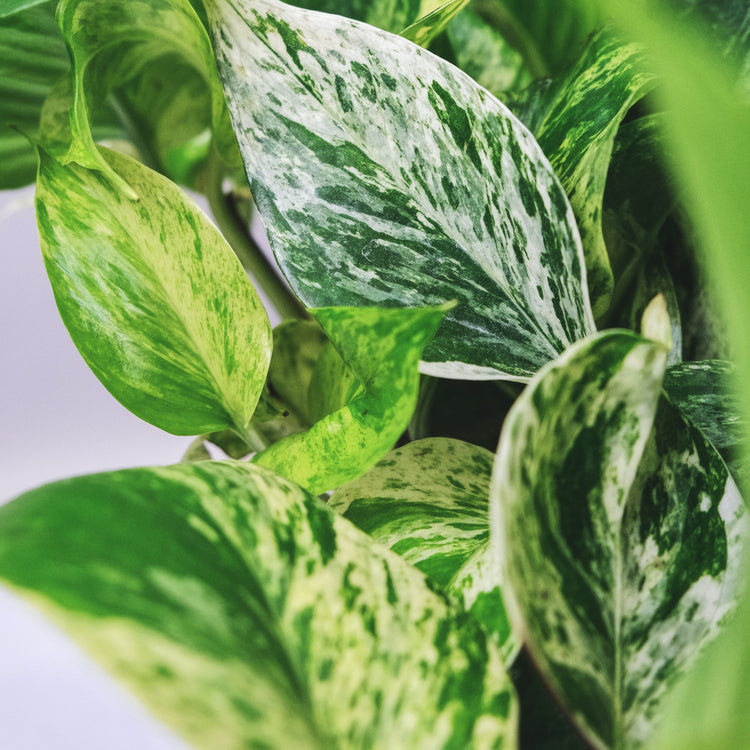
left=254, top=304, right=449, bottom=494
left=330, top=438, right=516, bottom=658
left=206, top=0, right=595, bottom=380
left=491, top=330, right=747, bottom=749
left=35, top=146, right=271, bottom=436
left=0, top=461, right=517, bottom=750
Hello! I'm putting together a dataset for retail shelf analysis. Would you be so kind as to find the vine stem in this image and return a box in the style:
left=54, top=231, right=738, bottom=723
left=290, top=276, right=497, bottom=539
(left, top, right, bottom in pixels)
left=203, top=151, right=307, bottom=321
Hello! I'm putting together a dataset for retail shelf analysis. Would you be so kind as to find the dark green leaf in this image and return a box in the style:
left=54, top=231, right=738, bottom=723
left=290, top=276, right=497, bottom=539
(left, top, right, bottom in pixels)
left=35, top=146, right=271, bottom=436
left=0, top=461, right=517, bottom=750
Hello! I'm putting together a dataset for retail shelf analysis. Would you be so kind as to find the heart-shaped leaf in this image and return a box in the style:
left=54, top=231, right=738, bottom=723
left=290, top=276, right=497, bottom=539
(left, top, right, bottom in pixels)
left=35, top=146, right=271, bottom=436
left=254, top=304, right=449, bottom=494
left=491, top=330, right=747, bottom=748
left=206, top=0, right=595, bottom=380
left=0, top=461, right=517, bottom=750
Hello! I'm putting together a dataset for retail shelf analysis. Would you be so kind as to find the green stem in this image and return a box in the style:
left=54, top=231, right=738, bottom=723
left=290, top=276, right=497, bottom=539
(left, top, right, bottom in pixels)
left=204, top=152, right=306, bottom=321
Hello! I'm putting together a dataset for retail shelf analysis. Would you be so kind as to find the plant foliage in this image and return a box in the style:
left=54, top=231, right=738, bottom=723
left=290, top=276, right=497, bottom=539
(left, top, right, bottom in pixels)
left=1, top=0, right=749, bottom=748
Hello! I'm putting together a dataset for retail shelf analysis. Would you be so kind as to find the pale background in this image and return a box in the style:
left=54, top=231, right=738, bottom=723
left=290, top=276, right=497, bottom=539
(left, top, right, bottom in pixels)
left=0, top=185, right=277, bottom=748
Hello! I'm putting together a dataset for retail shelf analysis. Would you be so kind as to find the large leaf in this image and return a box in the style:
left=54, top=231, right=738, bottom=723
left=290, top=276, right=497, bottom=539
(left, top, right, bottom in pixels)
left=534, top=30, right=657, bottom=316
left=0, top=461, right=517, bottom=750
left=491, top=330, right=746, bottom=749
left=35, top=146, right=271, bottom=436
left=330, top=438, right=515, bottom=656
left=254, top=304, right=448, bottom=494
left=0, top=1, right=69, bottom=189
left=663, top=360, right=748, bottom=487
left=207, top=0, right=595, bottom=380
left=42, top=0, right=237, bottom=191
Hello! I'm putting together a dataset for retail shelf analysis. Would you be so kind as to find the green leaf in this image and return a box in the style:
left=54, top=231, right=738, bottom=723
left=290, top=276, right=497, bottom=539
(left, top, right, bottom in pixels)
left=470, top=0, right=600, bottom=78
left=491, top=330, right=747, bottom=748
left=663, top=360, right=748, bottom=486
left=0, top=0, right=48, bottom=16
left=253, top=304, right=448, bottom=494
left=43, top=0, right=236, bottom=191
left=207, top=0, right=595, bottom=381
left=330, top=437, right=515, bottom=656
left=444, top=7, right=533, bottom=100
left=400, top=0, right=471, bottom=48
left=0, top=461, right=517, bottom=750
left=0, top=1, right=69, bottom=189
left=534, top=30, right=657, bottom=316
left=35, top=146, right=271, bottom=436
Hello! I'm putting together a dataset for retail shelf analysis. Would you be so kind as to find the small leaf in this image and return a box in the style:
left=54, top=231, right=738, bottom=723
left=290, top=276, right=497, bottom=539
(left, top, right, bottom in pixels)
left=663, top=360, right=748, bottom=486
left=331, top=437, right=515, bottom=656
left=254, top=304, right=449, bottom=494
left=207, top=0, right=595, bottom=380
left=640, top=293, right=672, bottom=350
left=492, top=330, right=746, bottom=748
left=400, top=0, right=471, bottom=48
left=35, top=146, right=271, bottom=436
left=0, top=461, right=517, bottom=750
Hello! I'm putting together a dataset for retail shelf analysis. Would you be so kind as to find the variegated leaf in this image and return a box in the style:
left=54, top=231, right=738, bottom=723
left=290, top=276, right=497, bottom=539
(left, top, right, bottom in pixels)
left=254, top=305, right=449, bottom=494
left=663, top=360, right=747, bottom=486
left=0, top=461, right=517, bottom=750
left=330, top=438, right=515, bottom=657
left=35, top=146, right=271, bottom=436
left=535, top=30, right=657, bottom=316
left=400, top=0, right=471, bottom=48
left=206, top=0, right=595, bottom=380
left=43, top=0, right=237, bottom=192
left=491, top=330, right=746, bottom=749
left=444, top=7, right=532, bottom=99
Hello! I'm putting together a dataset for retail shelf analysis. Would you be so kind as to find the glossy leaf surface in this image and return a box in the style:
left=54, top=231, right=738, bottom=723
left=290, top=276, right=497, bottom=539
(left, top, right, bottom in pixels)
left=207, top=0, right=595, bottom=380
left=492, top=330, right=746, bottom=749
left=35, top=147, right=271, bottom=436
left=534, top=30, right=656, bottom=316
left=254, top=305, right=448, bottom=494
left=663, top=360, right=747, bottom=486
left=0, top=461, right=517, bottom=750
left=331, top=438, right=514, bottom=655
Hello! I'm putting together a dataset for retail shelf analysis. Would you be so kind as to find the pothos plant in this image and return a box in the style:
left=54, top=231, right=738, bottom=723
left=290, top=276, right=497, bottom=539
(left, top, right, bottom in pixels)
left=1, top=0, right=749, bottom=748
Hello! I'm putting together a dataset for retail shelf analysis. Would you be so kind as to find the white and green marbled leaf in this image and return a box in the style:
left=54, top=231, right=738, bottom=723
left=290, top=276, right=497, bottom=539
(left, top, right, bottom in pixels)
left=663, top=360, right=748, bottom=486
left=35, top=146, right=271, bottom=436
left=533, top=30, right=657, bottom=316
left=491, top=329, right=747, bottom=749
left=0, top=461, right=517, bottom=750
left=206, top=0, right=595, bottom=380
left=330, top=437, right=516, bottom=659
left=254, top=304, right=449, bottom=494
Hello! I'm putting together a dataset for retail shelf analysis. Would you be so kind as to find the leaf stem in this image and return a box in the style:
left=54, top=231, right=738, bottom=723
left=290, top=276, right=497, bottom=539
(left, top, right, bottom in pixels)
left=204, top=151, right=307, bottom=321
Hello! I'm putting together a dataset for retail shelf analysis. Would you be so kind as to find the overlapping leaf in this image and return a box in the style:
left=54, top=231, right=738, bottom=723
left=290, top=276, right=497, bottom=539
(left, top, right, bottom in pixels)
left=534, top=30, right=657, bottom=316
left=254, top=305, right=448, bottom=494
left=0, top=461, right=517, bottom=750
left=206, top=0, right=595, bottom=380
left=42, top=0, right=237, bottom=190
left=492, top=330, right=746, bottom=749
left=331, top=438, right=515, bottom=655
left=35, top=146, right=271, bottom=436
left=663, top=360, right=747, bottom=485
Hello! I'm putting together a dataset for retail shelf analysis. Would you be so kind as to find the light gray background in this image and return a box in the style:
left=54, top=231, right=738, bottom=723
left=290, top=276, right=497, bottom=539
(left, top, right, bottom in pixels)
left=0, top=185, right=277, bottom=748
